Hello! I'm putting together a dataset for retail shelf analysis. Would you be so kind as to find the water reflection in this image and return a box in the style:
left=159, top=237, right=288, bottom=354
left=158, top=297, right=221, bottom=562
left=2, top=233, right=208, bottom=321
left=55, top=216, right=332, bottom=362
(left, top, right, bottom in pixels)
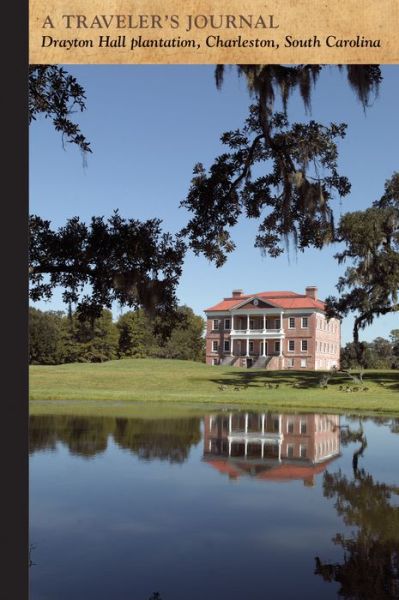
left=203, top=412, right=341, bottom=484
left=29, top=415, right=201, bottom=463
left=29, top=410, right=399, bottom=600
left=315, top=421, right=399, bottom=599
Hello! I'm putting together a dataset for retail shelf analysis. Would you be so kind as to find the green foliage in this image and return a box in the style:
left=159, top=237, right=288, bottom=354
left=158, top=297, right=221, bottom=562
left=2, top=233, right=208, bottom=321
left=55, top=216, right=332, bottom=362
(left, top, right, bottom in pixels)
left=326, top=173, right=399, bottom=362
left=116, top=305, right=205, bottom=361
left=29, top=307, right=118, bottom=364
left=73, top=310, right=119, bottom=363
left=341, top=331, right=399, bottom=370
left=182, top=107, right=350, bottom=265
left=29, top=305, right=205, bottom=365
left=182, top=65, right=381, bottom=265
left=29, top=212, right=186, bottom=321
left=29, top=65, right=91, bottom=154
left=29, top=307, right=66, bottom=364
left=152, top=306, right=205, bottom=361
left=117, top=310, right=155, bottom=358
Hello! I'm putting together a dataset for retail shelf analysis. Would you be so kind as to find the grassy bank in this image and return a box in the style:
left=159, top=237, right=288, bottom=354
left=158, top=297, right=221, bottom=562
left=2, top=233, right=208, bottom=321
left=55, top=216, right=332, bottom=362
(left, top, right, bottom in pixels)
left=29, top=358, right=399, bottom=416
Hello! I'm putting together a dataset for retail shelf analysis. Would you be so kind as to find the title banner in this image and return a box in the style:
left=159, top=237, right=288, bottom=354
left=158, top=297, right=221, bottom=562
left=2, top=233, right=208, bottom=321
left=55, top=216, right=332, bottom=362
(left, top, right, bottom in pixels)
left=29, top=0, right=399, bottom=64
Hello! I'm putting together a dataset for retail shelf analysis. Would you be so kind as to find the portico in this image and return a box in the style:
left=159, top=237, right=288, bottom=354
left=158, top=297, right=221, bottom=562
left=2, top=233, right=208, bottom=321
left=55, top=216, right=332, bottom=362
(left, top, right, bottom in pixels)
left=229, top=311, right=284, bottom=358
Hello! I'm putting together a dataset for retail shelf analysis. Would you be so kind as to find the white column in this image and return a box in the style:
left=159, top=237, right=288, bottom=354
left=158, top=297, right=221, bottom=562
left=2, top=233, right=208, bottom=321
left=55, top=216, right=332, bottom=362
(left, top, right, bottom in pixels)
left=244, top=413, right=249, bottom=433
left=263, top=314, right=266, bottom=332
left=261, top=413, right=265, bottom=434
left=228, top=440, right=232, bottom=456
left=279, top=340, right=283, bottom=357
left=247, top=314, right=250, bottom=332
left=280, top=312, right=283, bottom=330
left=230, top=339, right=234, bottom=357
left=244, top=440, right=248, bottom=457
left=229, top=413, right=232, bottom=433
left=262, top=339, right=266, bottom=357
left=246, top=338, right=250, bottom=357
left=278, top=440, right=282, bottom=462
left=261, top=441, right=265, bottom=459
left=279, top=414, right=282, bottom=433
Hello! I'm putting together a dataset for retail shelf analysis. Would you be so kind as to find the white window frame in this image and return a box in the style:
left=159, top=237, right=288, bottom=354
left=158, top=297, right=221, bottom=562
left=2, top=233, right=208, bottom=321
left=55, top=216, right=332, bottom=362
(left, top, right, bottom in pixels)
left=224, top=318, right=231, bottom=330
left=274, top=340, right=280, bottom=353
left=300, top=445, right=307, bottom=458
left=300, top=420, right=307, bottom=434
left=288, top=340, right=295, bottom=352
left=286, top=358, right=294, bottom=368
left=301, top=340, right=308, bottom=352
left=301, top=317, right=309, bottom=328
left=213, top=319, right=220, bottom=331
left=287, top=421, right=294, bottom=434
left=224, top=340, right=230, bottom=352
left=212, top=340, right=218, bottom=353
left=300, top=358, right=307, bottom=368
left=249, top=341, right=254, bottom=353
left=289, top=317, right=295, bottom=329
left=275, top=318, right=281, bottom=329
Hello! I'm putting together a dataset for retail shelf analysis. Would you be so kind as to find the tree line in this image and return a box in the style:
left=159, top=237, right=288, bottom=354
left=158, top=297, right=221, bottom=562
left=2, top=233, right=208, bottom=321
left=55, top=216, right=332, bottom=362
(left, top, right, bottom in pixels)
left=340, top=330, right=399, bottom=370
left=29, top=305, right=205, bottom=365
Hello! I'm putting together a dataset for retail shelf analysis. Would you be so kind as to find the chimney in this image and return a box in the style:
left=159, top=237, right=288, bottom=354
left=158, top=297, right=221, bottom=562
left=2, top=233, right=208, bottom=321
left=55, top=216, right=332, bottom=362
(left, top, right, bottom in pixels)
left=232, top=289, right=243, bottom=299
left=305, top=286, right=318, bottom=300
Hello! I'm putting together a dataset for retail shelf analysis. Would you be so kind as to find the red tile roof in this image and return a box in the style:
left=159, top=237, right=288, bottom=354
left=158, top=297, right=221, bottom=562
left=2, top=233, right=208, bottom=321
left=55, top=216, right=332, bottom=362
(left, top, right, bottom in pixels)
left=205, top=291, right=325, bottom=312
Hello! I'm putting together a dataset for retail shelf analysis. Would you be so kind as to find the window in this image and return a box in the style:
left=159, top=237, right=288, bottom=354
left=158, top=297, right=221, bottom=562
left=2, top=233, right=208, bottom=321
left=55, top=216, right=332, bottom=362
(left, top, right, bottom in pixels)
left=301, top=340, right=308, bottom=352
left=301, top=317, right=308, bottom=328
left=300, top=445, right=307, bottom=458
left=249, top=319, right=254, bottom=330
left=273, top=418, right=280, bottom=432
left=224, top=318, right=231, bottom=330
left=213, top=319, right=219, bottom=330
left=289, top=317, right=295, bottom=328
left=275, top=341, right=280, bottom=353
left=286, top=358, right=294, bottom=368
left=288, top=340, right=295, bottom=352
left=287, top=421, right=294, bottom=434
left=212, top=341, right=218, bottom=352
left=300, top=421, right=307, bottom=434
left=300, top=358, right=307, bottom=368
left=287, top=444, right=294, bottom=458
left=275, top=318, right=281, bottom=329
left=249, top=341, right=254, bottom=353
left=212, top=358, right=219, bottom=366
left=224, top=340, right=230, bottom=352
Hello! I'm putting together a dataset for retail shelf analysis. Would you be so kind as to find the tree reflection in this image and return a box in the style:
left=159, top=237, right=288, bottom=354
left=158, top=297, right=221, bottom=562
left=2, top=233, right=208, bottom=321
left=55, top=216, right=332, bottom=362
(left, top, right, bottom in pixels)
left=315, top=424, right=399, bottom=599
left=29, top=415, right=201, bottom=463
left=114, top=417, right=201, bottom=463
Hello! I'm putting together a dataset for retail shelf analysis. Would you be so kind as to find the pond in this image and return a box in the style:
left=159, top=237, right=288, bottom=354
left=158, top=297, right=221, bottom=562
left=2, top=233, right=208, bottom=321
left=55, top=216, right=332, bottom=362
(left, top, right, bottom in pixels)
left=29, top=410, right=399, bottom=600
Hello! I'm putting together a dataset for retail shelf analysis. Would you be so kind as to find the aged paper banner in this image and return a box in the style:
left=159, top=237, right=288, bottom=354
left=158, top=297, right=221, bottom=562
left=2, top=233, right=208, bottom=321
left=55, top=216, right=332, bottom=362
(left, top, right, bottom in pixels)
left=30, top=0, right=399, bottom=64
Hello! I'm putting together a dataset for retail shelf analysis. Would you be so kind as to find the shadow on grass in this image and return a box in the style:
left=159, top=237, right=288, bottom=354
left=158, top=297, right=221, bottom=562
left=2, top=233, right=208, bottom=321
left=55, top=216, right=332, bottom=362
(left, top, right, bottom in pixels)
left=209, top=370, right=399, bottom=391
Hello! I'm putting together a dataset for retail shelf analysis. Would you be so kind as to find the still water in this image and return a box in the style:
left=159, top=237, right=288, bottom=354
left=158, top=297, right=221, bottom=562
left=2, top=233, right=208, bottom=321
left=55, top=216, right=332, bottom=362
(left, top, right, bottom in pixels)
left=29, top=410, right=399, bottom=600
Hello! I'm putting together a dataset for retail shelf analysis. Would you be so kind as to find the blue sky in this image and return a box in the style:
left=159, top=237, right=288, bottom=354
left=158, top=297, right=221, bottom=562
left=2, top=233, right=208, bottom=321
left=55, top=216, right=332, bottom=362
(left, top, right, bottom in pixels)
left=29, top=65, right=399, bottom=344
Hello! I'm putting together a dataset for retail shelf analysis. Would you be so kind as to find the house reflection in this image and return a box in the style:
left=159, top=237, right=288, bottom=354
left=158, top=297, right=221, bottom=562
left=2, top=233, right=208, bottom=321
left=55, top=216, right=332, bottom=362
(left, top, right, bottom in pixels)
left=203, top=412, right=341, bottom=485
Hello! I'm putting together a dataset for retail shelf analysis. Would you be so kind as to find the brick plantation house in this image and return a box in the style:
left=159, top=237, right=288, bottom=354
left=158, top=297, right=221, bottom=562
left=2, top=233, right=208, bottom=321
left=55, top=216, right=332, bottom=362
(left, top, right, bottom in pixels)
left=204, top=287, right=340, bottom=370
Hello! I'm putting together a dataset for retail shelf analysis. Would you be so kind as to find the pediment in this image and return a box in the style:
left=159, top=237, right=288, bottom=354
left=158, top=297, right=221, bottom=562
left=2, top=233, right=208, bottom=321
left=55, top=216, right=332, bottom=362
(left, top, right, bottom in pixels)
left=235, top=297, right=278, bottom=310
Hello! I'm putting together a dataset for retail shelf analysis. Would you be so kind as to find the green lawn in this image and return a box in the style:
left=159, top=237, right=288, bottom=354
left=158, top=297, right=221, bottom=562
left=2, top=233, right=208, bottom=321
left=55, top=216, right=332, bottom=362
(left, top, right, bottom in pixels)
left=29, top=358, right=399, bottom=416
